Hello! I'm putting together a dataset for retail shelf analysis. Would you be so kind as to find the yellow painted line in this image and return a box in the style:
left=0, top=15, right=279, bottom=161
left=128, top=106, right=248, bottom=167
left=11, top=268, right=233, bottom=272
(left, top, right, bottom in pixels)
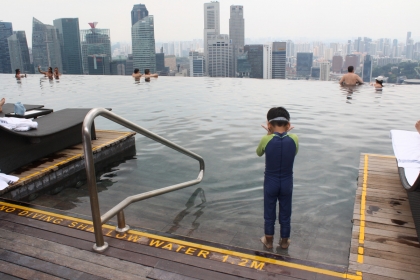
left=0, top=201, right=361, bottom=280
left=365, top=153, right=395, bottom=159
left=17, top=131, right=134, bottom=182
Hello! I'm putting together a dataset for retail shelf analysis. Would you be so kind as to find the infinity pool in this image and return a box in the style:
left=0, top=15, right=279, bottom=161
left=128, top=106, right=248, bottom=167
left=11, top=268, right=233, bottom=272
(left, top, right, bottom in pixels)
left=1, top=74, right=418, bottom=266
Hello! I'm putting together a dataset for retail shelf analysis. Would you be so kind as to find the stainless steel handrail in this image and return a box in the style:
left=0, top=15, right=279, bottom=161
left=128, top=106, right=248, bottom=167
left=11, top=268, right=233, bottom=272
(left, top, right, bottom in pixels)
left=82, top=108, right=205, bottom=252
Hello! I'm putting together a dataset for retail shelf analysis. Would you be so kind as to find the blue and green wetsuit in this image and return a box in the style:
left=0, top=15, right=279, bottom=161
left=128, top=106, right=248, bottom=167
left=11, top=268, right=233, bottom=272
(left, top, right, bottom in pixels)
left=256, top=132, right=298, bottom=238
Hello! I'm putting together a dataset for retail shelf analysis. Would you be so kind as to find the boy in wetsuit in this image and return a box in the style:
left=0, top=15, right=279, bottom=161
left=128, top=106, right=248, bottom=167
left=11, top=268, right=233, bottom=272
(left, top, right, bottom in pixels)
left=256, top=107, right=298, bottom=249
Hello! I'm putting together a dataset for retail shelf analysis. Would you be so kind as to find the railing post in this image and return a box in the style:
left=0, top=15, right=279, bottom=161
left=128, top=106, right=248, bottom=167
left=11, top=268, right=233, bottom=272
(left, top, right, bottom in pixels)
left=116, top=210, right=130, bottom=233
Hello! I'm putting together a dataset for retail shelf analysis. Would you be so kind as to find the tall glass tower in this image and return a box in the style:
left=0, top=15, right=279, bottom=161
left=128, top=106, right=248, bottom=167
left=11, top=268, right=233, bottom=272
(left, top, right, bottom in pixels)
left=131, top=9, right=156, bottom=74
left=7, top=31, right=33, bottom=74
left=80, top=23, right=111, bottom=75
left=362, top=54, right=372, bottom=83
left=296, top=52, right=313, bottom=77
left=0, top=22, right=13, bottom=73
left=32, top=18, right=63, bottom=72
left=131, top=4, right=149, bottom=26
left=229, top=5, right=244, bottom=77
left=272, top=42, right=286, bottom=79
left=204, top=2, right=220, bottom=75
left=53, top=18, right=83, bottom=74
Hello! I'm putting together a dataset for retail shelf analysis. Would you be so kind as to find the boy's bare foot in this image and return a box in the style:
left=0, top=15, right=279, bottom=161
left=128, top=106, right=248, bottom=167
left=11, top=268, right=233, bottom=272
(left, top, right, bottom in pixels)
left=260, top=235, right=273, bottom=249
left=0, top=98, right=5, bottom=112
left=280, top=238, right=290, bottom=249
left=415, top=120, right=420, bottom=134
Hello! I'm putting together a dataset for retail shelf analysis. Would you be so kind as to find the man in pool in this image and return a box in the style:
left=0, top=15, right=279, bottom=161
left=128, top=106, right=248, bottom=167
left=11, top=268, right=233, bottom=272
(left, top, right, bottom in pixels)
left=15, top=69, right=26, bottom=79
left=132, top=68, right=142, bottom=79
left=339, top=66, right=363, bottom=86
left=257, top=107, right=298, bottom=250
left=144, top=69, right=158, bottom=78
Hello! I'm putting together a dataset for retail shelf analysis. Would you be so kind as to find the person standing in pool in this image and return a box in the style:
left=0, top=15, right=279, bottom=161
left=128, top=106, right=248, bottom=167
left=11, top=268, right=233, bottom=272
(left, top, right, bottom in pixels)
left=339, top=66, right=363, bottom=86
left=53, top=67, right=61, bottom=79
left=38, top=66, right=53, bottom=79
left=144, top=69, right=158, bottom=78
left=132, top=68, right=142, bottom=80
left=257, top=107, right=298, bottom=249
left=15, top=69, right=26, bottom=79
left=370, top=76, right=384, bottom=90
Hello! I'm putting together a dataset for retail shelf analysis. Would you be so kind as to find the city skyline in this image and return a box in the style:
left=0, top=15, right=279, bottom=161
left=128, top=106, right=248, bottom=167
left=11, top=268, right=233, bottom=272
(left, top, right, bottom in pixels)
left=1, top=0, right=419, bottom=47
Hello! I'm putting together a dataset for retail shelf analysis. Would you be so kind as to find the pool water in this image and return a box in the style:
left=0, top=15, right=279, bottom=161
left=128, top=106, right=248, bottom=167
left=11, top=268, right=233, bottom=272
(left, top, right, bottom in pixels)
left=1, top=74, right=419, bottom=266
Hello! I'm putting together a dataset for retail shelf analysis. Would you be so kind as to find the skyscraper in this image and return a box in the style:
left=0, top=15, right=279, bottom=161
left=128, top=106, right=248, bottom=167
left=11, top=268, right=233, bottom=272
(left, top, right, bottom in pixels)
left=244, top=45, right=263, bottom=78
left=332, top=55, right=343, bottom=73
left=53, top=18, right=83, bottom=74
left=155, top=53, right=165, bottom=73
left=406, top=32, right=411, bottom=45
left=204, top=2, right=220, bottom=75
left=319, top=62, right=330, bottom=81
left=131, top=4, right=149, bottom=26
left=272, top=42, right=286, bottom=79
left=296, top=52, right=313, bottom=77
left=189, top=51, right=205, bottom=77
left=0, top=22, right=13, bottom=73
left=7, top=31, right=32, bottom=74
left=263, top=44, right=272, bottom=79
left=32, top=18, right=63, bottom=72
left=362, top=54, right=372, bottom=83
left=229, top=5, right=244, bottom=77
left=132, top=14, right=156, bottom=74
left=80, top=23, right=111, bottom=74
left=344, top=54, right=359, bottom=72
left=207, top=34, right=232, bottom=77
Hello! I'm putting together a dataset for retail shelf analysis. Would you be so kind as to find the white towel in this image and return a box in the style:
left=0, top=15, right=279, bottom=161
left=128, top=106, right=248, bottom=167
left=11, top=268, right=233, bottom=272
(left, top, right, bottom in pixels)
left=0, top=173, right=19, bottom=190
left=0, top=117, right=38, bottom=131
left=390, top=129, right=420, bottom=185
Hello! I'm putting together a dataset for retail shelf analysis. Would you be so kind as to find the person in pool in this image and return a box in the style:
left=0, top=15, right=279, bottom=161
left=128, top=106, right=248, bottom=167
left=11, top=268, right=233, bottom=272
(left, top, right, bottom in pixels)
left=0, top=98, right=5, bottom=112
left=132, top=68, right=142, bottom=80
left=339, top=66, right=364, bottom=86
left=371, top=76, right=384, bottom=90
left=54, top=67, right=61, bottom=79
left=38, top=66, right=53, bottom=79
left=15, top=69, right=26, bottom=79
left=144, top=69, right=158, bottom=78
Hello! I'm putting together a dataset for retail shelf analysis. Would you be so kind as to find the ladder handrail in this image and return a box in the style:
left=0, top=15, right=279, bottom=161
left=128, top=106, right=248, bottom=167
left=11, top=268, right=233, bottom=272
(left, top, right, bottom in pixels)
left=82, top=108, right=205, bottom=251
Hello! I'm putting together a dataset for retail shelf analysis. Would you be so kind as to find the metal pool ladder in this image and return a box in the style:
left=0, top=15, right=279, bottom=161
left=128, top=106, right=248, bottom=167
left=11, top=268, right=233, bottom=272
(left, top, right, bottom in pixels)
left=82, top=108, right=205, bottom=252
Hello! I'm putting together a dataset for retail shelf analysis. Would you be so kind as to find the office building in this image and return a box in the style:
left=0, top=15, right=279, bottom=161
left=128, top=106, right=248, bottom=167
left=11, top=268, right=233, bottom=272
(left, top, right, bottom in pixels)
left=87, top=54, right=110, bottom=75
left=229, top=5, right=244, bottom=76
left=32, top=18, right=63, bottom=72
left=0, top=22, right=13, bottom=73
left=236, top=52, right=251, bottom=78
left=311, top=67, right=320, bottom=79
left=53, top=18, right=83, bottom=74
left=126, top=54, right=134, bottom=75
left=7, top=31, right=32, bottom=74
left=406, top=32, right=411, bottom=45
left=207, top=34, right=232, bottom=77
left=131, top=4, right=149, bottom=26
left=271, top=42, right=286, bottom=79
left=132, top=14, right=156, bottom=74
left=189, top=51, right=205, bottom=77
left=344, top=54, right=359, bottom=72
left=263, top=44, right=272, bottom=79
left=286, top=40, right=294, bottom=57
left=80, top=23, right=111, bottom=74
left=332, top=55, right=343, bottom=73
left=320, top=62, right=330, bottom=81
left=362, top=54, right=372, bottom=83
left=165, top=55, right=176, bottom=71
left=296, top=52, right=313, bottom=77
left=110, top=56, right=127, bottom=75
left=244, top=45, right=263, bottom=78
left=156, top=53, right=165, bottom=72
left=406, top=40, right=414, bottom=60
left=324, top=48, right=333, bottom=60
left=204, top=2, right=220, bottom=74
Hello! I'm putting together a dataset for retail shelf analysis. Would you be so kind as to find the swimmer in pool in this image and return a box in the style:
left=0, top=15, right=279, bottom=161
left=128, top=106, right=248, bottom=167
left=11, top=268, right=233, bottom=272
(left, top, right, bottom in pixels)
left=38, top=66, right=53, bottom=79
left=416, top=121, right=420, bottom=134
left=370, top=76, right=384, bottom=90
left=132, top=68, right=142, bottom=80
left=15, top=69, right=26, bottom=79
left=0, top=98, right=5, bottom=112
left=339, top=66, right=363, bottom=86
left=144, top=69, right=158, bottom=78
left=54, top=67, right=61, bottom=79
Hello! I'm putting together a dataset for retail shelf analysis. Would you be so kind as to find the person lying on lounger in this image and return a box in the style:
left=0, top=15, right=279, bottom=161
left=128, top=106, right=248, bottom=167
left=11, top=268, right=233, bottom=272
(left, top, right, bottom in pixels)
left=0, top=98, right=4, bottom=112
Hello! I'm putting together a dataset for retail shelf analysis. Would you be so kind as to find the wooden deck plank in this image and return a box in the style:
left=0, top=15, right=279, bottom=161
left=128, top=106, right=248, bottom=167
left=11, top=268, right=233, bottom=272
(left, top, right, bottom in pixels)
left=349, top=253, right=420, bottom=274
left=350, top=246, right=420, bottom=266
left=0, top=259, right=62, bottom=280
left=349, top=261, right=419, bottom=280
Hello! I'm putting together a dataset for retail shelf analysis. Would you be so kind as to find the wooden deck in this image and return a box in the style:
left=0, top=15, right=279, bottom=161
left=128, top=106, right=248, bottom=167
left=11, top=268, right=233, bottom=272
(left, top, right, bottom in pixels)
left=350, top=154, right=420, bottom=280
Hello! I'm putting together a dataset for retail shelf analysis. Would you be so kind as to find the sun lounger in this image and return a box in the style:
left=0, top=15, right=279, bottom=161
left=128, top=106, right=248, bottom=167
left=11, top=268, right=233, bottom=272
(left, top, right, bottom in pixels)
left=390, top=130, right=420, bottom=242
left=0, top=103, right=45, bottom=118
left=0, top=108, right=96, bottom=174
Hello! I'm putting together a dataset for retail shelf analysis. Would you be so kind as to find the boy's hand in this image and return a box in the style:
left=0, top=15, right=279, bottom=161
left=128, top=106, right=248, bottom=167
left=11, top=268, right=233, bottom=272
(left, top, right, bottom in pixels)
left=261, top=124, right=272, bottom=135
left=287, top=125, right=295, bottom=132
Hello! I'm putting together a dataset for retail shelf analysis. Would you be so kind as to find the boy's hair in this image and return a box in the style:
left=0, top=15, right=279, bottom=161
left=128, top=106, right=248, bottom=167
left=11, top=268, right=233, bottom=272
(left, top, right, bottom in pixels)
left=348, top=66, right=354, bottom=73
left=267, top=107, right=290, bottom=127
left=15, top=69, right=20, bottom=74
left=144, top=69, right=150, bottom=74
left=133, top=68, right=139, bottom=74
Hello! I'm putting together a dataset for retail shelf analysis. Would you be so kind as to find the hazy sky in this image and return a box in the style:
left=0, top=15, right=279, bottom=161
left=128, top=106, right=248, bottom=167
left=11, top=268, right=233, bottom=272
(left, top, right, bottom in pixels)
left=2, top=0, right=419, bottom=46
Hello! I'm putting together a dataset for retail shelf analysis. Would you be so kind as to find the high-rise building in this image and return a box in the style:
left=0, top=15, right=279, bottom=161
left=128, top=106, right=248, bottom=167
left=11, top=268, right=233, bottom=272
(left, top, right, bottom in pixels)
left=319, top=62, right=330, bottom=81
left=244, top=45, right=263, bottom=78
left=296, top=52, right=313, bottom=77
left=32, top=18, right=63, bottom=72
left=110, top=56, right=127, bottom=75
left=88, top=54, right=110, bottom=75
left=0, top=22, right=13, bottom=73
left=126, top=54, right=134, bottom=75
left=229, top=5, right=244, bottom=77
left=286, top=40, right=294, bottom=57
left=131, top=4, right=149, bottom=26
left=207, top=34, right=232, bottom=77
left=362, top=54, right=372, bottom=83
left=263, top=44, right=272, bottom=79
left=324, top=48, right=333, bottom=60
left=204, top=2, right=220, bottom=75
left=7, top=31, right=32, bottom=74
left=331, top=55, right=343, bottom=73
left=80, top=23, right=111, bottom=74
left=155, top=53, right=165, bottom=73
left=272, top=42, right=286, bottom=79
left=311, top=67, right=320, bottom=79
left=189, top=51, right=205, bottom=77
left=406, top=39, right=414, bottom=60
left=236, top=52, right=251, bottom=78
left=368, top=42, right=377, bottom=55
left=53, top=18, right=83, bottom=74
left=406, top=32, right=411, bottom=45
left=344, top=54, right=359, bottom=72
left=131, top=5, right=156, bottom=74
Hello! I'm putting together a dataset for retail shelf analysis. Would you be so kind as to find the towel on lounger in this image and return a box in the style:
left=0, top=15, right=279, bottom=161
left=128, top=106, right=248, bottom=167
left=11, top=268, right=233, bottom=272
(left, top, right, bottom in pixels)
left=0, top=173, right=19, bottom=190
left=390, top=130, right=420, bottom=185
left=0, top=117, right=38, bottom=131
